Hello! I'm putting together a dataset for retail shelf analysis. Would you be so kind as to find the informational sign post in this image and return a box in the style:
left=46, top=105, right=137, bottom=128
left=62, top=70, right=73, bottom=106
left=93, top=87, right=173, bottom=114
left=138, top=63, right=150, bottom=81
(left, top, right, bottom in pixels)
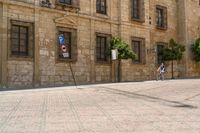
left=58, top=34, right=69, bottom=58
left=58, top=34, right=65, bottom=45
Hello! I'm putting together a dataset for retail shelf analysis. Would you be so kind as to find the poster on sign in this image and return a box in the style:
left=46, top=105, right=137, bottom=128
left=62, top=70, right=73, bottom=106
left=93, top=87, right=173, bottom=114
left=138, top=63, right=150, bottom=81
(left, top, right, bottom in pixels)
left=58, top=34, right=65, bottom=45
left=60, top=44, right=69, bottom=58
left=58, top=34, right=70, bottom=58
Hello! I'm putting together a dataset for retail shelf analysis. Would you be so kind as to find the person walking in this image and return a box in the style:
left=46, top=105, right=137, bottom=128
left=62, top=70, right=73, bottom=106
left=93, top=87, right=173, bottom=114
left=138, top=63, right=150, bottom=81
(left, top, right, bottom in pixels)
left=157, top=63, right=165, bottom=80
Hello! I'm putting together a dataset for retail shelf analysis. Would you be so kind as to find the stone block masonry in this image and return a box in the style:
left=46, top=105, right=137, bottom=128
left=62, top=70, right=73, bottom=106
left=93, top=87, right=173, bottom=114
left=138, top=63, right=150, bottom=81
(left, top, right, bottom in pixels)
left=0, top=0, right=200, bottom=88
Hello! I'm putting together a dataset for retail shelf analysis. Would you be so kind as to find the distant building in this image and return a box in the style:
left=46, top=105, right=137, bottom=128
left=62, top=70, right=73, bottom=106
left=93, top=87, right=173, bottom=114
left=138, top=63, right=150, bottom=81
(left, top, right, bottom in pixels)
left=0, top=0, right=200, bottom=88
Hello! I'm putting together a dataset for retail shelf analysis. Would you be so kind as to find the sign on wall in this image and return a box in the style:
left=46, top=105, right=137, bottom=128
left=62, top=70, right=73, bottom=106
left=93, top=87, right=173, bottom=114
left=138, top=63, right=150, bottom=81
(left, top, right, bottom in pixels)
left=58, top=34, right=69, bottom=58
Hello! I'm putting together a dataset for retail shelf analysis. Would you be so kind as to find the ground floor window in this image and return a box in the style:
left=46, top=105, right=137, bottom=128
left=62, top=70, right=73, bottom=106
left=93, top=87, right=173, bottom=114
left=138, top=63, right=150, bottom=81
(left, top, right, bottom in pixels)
left=10, top=20, right=34, bottom=58
left=157, top=42, right=167, bottom=65
left=57, top=27, right=77, bottom=62
left=96, top=33, right=110, bottom=63
left=131, top=37, right=145, bottom=64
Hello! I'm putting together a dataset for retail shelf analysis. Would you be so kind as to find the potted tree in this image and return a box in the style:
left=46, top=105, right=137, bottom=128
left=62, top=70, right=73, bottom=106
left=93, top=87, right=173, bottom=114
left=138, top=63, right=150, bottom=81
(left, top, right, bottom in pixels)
left=110, top=37, right=136, bottom=82
left=191, top=38, right=200, bottom=62
left=162, top=39, right=185, bottom=79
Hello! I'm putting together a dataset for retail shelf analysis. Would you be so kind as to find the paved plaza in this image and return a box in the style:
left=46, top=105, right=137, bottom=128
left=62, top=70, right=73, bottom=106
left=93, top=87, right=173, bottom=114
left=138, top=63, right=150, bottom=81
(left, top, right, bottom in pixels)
left=0, top=79, right=200, bottom=133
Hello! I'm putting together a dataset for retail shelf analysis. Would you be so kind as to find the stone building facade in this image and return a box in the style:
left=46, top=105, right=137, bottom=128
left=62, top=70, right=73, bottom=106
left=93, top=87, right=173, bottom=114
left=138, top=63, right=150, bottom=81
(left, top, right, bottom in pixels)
left=0, top=0, right=200, bottom=88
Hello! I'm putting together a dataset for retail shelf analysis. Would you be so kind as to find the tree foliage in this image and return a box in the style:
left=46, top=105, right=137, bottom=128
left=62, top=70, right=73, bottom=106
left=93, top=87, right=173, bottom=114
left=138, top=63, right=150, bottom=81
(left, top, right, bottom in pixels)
left=110, top=37, right=136, bottom=60
left=163, top=39, right=185, bottom=61
left=191, top=38, right=200, bottom=62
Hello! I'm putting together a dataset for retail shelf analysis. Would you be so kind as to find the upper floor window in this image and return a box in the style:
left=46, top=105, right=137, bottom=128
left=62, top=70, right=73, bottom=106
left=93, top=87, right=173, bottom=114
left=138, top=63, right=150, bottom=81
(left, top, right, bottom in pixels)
left=132, top=37, right=145, bottom=64
left=96, top=0, right=107, bottom=14
left=96, top=33, right=110, bottom=63
left=10, top=20, right=34, bottom=58
left=131, top=0, right=145, bottom=22
left=132, top=0, right=140, bottom=19
left=156, top=5, right=167, bottom=29
left=59, top=0, right=72, bottom=5
left=57, top=27, right=77, bottom=62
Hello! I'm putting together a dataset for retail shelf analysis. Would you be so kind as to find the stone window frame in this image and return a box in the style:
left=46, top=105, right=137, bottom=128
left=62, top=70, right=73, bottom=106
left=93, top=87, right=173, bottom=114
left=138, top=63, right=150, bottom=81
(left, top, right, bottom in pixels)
left=56, top=27, right=77, bottom=62
left=130, top=0, right=145, bottom=23
left=58, top=0, right=72, bottom=5
left=156, top=5, right=168, bottom=30
left=96, top=0, right=107, bottom=15
left=156, top=42, right=167, bottom=65
left=95, top=33, right=111, bottom=64
left=131, top=37, right=146, bottom=64
left=55, top=0, right=80, bottom=9
left=8, top=20, right=34, bottom=60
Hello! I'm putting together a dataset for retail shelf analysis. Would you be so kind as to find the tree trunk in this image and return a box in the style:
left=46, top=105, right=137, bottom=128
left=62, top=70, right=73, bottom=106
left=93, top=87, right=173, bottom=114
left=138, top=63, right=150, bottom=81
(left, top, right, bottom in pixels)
left=171, top=60, right=174, bottom=79
left=118, top=59, right=121, bottom=82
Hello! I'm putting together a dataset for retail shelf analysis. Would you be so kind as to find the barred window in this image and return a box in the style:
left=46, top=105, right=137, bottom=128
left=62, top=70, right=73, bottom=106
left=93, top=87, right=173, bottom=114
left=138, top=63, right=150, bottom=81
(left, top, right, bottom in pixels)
left=59, top=0, right=72, bottom=5
left=57, top=27, right=77, bottom=62
left=96, top=0, right=107, bottom=14
left=58, top=31, right=71, bottom=59
left=132, top=0, right=140, bottom=19
left=133, top=41, right=141, bottom=62
left=156, top=5, right=167, bottom=29
left=96, top=33, right=110, bottom=62
left=10, top=20, right=34, bottom=58
left=156, top=43, right=165, bottom=65
left=132, top=37, right=145, bottom=64
left=131, top=0, right=145, bottom=22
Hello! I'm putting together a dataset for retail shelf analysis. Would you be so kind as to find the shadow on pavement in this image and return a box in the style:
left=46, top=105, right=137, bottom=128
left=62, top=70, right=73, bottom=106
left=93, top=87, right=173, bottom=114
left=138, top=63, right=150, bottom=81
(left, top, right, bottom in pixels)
left=100, top=86, right=198, bottom=109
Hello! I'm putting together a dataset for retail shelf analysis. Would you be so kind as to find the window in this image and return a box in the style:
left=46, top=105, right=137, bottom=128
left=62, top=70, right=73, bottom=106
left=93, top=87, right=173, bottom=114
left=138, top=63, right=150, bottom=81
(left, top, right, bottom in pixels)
left=156, top=5, right=167, bottom=29
left=157, top=44, right=165, bottom=65
left=131, top=0, right=145, bottom=22
left=132, top=37, right=145, bottom=63
left=96, top=33, right=110, bottom=62
left=132, top=0, right=140, bottom=19
left=96, top=0, right=107, bottom=14
left=58, top=0, right=72, bottom=5
left=10, top=20, right=34, bottom=57
left=57, top=27, right=77, bottom=61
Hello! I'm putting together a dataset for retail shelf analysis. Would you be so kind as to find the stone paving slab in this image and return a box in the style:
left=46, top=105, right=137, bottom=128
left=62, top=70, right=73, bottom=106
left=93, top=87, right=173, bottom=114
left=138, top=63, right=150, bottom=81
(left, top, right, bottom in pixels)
left=0, top=79, right=200, bottom=133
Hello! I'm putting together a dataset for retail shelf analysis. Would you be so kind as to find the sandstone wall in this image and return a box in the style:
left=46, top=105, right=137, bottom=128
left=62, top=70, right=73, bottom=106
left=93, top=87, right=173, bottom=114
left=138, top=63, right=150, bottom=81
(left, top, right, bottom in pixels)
left=185, top=0, right=200, bottom=77
left=0, top=3, right=2, bottom=85
left=1, top=0, right=200, bottom=88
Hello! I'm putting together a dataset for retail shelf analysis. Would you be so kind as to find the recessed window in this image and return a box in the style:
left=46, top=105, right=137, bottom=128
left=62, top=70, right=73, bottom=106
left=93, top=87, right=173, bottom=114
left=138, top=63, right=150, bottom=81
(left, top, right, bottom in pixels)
left=58, top=31, right=72, bottom=59
left=156, top=5, right=167, bottom=29
left=59, top=0, right=72, bottom=5
left=10, top=20, right=34, bottom=58
left=131, top=0, right=145, bottom=22
left=96, top=0, right=107, bottom=14
left=96, top=33, right=110, bottom=63
left=57, top=27, right=77, bottom=62
left=156, top=43, right=166, bottom=65
left=132, top=37, right=145, bottom=63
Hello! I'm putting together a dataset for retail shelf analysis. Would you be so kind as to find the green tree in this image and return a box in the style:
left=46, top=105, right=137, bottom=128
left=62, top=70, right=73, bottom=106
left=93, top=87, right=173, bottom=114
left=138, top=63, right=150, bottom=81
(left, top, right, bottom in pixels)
left=110, top=37, right=136, bottom=82
left=162, top=39, right=185, bottom=79
left=191, top=38, right=200, bottom=62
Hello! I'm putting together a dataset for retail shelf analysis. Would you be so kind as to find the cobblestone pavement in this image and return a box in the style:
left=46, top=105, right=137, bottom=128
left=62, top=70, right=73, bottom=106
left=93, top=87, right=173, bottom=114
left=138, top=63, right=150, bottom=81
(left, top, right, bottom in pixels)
left=0, top=79, right=200, bottom=133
